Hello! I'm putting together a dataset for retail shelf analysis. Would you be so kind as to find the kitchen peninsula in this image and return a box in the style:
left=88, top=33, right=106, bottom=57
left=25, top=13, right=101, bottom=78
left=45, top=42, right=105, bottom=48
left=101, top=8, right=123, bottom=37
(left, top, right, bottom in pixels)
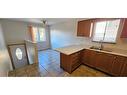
left=55, top=45, right=127, bottom=76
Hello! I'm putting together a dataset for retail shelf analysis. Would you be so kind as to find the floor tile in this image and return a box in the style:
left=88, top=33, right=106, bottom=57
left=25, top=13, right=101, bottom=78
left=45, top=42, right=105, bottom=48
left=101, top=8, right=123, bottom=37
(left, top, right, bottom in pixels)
left=8, top=49, right=109, bottom=77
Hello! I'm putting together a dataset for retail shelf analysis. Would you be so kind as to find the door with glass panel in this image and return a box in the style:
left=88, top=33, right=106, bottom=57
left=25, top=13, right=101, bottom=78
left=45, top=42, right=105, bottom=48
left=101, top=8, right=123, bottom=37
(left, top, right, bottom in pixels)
left=8, top=44, right=29, bottom=69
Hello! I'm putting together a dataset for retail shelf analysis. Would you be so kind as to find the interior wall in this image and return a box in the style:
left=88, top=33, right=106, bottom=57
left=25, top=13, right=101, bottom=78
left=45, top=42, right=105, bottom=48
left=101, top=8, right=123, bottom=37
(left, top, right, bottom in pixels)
left=50, top=19, right=95, bottom=49
left=0, top=23, right=12, bottom=76
left=0, top=19, right=51, bottom=50
left=50, top=19, right=127, bottom=50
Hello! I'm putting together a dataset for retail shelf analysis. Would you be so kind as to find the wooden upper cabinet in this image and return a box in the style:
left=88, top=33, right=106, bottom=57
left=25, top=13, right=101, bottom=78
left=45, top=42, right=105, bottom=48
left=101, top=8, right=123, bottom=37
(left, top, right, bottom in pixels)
left=121, top=19, right=127, bottom=38
left=77, top=19, right=92, bottom=37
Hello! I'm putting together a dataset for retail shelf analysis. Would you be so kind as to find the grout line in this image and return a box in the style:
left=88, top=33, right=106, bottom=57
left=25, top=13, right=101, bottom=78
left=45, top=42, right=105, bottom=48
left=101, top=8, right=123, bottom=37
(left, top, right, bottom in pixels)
left=39, top=63, right=53, bottom=76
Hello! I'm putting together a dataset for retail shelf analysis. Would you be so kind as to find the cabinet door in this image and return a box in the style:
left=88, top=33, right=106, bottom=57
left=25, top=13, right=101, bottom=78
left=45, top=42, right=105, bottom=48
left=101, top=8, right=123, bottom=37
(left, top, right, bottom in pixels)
left=96, top=52, right=115, bottom=74
left=121, top=19, right=127, bottom=38
left=120, top=58, right=127, bottom=76
left=82, top=49, right=97, bottom=67
left=77, top=20, right=92, bottom=37
left=111, top=56, right=125, bottom=76
left=60, top=53, right=71, bottom=73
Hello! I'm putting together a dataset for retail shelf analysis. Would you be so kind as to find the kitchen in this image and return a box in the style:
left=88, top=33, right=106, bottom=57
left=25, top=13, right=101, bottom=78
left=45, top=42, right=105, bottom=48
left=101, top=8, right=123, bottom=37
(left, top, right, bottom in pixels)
left=1, top=1, right=127, bottom=95
left=1, top=18, right=127, bottom=77
left=54, top=18, right=127, bottom=76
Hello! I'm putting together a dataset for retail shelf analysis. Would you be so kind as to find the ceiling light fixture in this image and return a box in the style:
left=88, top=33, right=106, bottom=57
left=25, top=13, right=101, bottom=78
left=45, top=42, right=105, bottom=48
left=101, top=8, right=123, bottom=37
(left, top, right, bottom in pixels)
left=41, top=19, right=47, bottom=27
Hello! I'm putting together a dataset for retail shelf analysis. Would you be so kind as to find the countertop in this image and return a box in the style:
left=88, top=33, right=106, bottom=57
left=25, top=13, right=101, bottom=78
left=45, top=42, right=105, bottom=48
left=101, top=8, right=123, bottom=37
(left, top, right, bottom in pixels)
left=55, top=45, right=127, bottom=57
left=55, top=45, right=87, bottom=55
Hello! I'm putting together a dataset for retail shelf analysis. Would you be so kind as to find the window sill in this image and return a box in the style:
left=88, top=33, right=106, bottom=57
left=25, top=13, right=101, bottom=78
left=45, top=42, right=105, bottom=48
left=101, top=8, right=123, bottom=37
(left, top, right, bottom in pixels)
left=92, top=40, right=116, bottom=44
left=37, top=41, right=46, bottom=43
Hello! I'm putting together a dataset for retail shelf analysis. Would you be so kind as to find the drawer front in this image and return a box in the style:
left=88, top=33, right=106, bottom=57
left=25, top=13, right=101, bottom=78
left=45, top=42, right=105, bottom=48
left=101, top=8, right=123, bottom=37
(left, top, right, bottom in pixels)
left=71, top=52, right=81, bottom=65
left=72, top=56, right=80, bottom=64
left=71, top=52, right=81, bottom=58
left=71, top=60, right=81, bottom=71
left=70, top=51, right=82, bottom=72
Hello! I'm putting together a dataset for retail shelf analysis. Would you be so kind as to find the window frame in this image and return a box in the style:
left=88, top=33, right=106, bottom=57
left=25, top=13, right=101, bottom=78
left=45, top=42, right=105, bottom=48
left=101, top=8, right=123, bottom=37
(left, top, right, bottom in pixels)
left=38, top=27, right=46, bottom=42
left=92, top=19, right=121, bottom=44
left=32, top=26, right=46, bottom=42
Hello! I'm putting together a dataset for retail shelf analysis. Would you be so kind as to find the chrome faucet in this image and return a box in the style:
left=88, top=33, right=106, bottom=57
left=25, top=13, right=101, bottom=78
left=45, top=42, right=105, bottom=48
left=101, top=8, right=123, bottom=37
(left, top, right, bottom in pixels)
left=99, top=40, right=104, bottom=50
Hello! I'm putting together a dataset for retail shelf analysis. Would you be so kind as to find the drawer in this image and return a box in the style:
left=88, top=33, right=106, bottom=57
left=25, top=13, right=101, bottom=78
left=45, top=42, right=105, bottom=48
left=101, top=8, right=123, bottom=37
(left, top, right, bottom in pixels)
left=72, top=56, right=80, bottom=62
left=72, top=59, right=80, bottom=65
left=71, top=61, right=81, bottom=71
left=71, top=52, right=81, bottom=58
left=71, top=52, right=81, bottom=62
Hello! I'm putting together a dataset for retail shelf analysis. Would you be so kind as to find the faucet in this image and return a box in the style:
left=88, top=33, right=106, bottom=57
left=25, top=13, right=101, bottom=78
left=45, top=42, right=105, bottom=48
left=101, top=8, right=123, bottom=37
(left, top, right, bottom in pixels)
left=99, top=40, right=104, bottom=50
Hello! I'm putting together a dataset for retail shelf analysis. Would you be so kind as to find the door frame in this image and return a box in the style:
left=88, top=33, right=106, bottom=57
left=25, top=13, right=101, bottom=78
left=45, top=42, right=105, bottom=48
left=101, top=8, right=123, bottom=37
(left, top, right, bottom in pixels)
left=7, top=43, right=29, bottom=69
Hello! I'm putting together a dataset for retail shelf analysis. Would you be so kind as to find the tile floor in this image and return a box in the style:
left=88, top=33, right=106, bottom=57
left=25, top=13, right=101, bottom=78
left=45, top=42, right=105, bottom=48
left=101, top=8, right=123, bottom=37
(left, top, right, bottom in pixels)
left=8, top=49, right=109, bottom=77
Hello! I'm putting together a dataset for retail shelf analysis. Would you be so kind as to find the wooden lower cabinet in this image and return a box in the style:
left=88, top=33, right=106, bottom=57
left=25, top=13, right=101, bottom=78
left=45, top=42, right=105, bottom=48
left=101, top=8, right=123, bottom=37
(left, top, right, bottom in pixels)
left=60, top=49, right=127, bottom=76
left=82, top=49, right=97, bottom=67
left=82, top=49, right=127, bottom=76
left=60, top=51, right=82, bottom=73
left=82, top=49, right=115, bottom=74
left=60, top=53, right=70, bottom=72
left=95, top=52, right=115, bottom=74
left=120, top=58, right=127, bottom=76
left=111, top=56, right=125, bottom=76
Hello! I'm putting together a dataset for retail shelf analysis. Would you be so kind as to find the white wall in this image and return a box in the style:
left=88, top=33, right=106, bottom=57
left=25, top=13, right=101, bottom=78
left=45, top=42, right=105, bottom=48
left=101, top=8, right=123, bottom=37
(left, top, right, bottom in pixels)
left=0, top=23, right=12, bottom=76
left=0, top=19, right=50, bottom=50
left=50, top=19, right=127, bottom=50
left=1, top=19, right=29, bottom=44
left=50, top=19, right=93, bottom=49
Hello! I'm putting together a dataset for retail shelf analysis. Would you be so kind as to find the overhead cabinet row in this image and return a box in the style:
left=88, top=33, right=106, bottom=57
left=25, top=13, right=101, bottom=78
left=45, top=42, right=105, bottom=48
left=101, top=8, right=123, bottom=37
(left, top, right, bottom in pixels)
left=77, top=18, right=127, bottom=38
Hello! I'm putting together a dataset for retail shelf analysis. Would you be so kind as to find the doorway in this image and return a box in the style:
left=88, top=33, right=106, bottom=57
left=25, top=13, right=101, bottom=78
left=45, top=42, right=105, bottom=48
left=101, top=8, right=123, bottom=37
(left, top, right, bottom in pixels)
left=8, top=43, right=29, bottom=69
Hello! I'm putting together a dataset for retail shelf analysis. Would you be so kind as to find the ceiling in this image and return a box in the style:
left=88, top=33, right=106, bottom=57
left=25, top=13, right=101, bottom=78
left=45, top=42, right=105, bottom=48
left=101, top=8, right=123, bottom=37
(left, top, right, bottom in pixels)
left=5, top=18, right=74, bottom=25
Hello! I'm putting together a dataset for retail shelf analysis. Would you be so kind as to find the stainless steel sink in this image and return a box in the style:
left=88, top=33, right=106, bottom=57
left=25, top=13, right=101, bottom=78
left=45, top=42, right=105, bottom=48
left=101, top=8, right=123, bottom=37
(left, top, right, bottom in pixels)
left=90, top=46, right=112, bottom=52
left=90, top=46, right=101, bottom=50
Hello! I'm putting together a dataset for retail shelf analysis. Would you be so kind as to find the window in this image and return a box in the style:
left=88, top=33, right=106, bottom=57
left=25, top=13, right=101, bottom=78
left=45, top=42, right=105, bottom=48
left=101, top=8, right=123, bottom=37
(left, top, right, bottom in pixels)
left=16, top=48, right=23, bottom=60
left=93, top=19, right=120, bottom=43
left=38, top=28, right=46, bottom=42
left=30, top=26, right=46, bottom=42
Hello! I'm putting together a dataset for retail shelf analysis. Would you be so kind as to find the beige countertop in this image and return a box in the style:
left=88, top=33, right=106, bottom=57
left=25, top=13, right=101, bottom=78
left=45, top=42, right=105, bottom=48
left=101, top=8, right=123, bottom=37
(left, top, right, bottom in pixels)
left=55, top=45, right=88, bottom=55
left=55, top=45, right=127, bottom=57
